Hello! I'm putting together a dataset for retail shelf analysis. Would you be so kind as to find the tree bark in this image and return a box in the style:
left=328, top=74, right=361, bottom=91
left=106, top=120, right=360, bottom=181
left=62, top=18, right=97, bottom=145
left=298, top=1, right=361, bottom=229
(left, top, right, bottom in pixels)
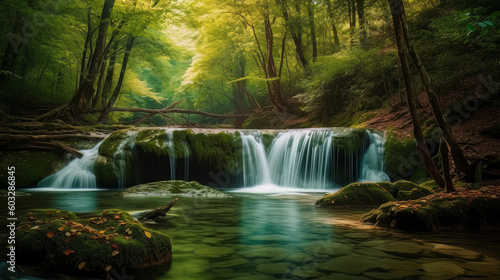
left=99, top=34, right=136, bottom=122
left=389, top=1, right=445, bottom=187
left=275, top=0, right=308, bottom=67
left=440, top=138, right=456, bottom=192
left=69, top=0, right=115, bottom=120
left=306, top=0, right=317, bottom=62
left=79, top=4, right=92, bottom=88
left=356, top=0, right=367, bottom=45
left=264, top=16, right=286, bottom=112
left=396, top=1, right=472, bottom=180
left=325, top=0, right=341, bottom=48
left=139, top=198, right=179, bottom=221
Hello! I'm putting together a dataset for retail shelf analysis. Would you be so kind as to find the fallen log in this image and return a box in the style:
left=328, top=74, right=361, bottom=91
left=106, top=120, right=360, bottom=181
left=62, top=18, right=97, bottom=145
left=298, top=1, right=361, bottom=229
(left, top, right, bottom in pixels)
left=139, top=198, right=179, bottom=221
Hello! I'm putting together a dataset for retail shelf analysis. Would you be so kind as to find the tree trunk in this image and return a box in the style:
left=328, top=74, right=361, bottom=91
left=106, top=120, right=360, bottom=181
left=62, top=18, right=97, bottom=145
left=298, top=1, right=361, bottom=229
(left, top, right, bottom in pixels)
left=275, top=0, right=308, bottom=67
left=440, top=138, right=456, bottom=192
left=99, top=34, right=135, bottom=122
left=101, top=35, right=120, bottom=110
left=79, top=4, right=92, bottom=88
left=94, top=55, right=108, bottom=109
left=264, top=16, right=286, bottom=112
left=396, top=1, right=472, bottom=180
left=139, top=198, right=179, bottom=221
left=356, top=0, right=367, bottom=45
left=306, top=0, right=317, bottom=62
left=325, top=0, right=341, bottom=48
left=389, top=1, right=445, bottom=188
left=68, top=0, right=115, bottom=120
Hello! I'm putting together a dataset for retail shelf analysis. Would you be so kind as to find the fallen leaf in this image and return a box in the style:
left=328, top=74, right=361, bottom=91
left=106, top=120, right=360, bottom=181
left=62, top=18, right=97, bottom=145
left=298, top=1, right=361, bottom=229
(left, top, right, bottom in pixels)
left=78, top=262, right=86, bottom=269
left=144, top=231, right=152, bottom=238
left=58, top=226, right=65, bottom=231
left=65, top=249, right=75, bottom=256
left=112, top=243, right=118, bottom=250
left=46, top=211, right=52, bottom=215
left=47, top=232, right=54, bottom=238
left=117, top=212, right=122, bottom=215
left=99, top=230, right=105, bottom=234
left=30, top=225, right=40, bottom=230
left=124, top=236, right=132, bottom=240
left=114, top=215, right=120, bottom=220
left=112, top=250, right=119, bottom=256
left=65, top=232, right=71, bottom=237
left=106, top=266, right=112, bottom=272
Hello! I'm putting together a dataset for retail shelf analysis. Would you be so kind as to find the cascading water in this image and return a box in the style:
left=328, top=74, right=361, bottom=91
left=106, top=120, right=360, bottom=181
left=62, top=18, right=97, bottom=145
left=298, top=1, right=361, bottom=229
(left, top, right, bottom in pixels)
left=37, top=141, right=103, bottom=189
left=112, top=133, right=138, bottom=188
left=241, top=131, right=272, bottom=186
left=239, top=129, right=389, bottom=191
left=267, top=129, right=334, bottom=189
left=359, top=131, right=390, bottom=182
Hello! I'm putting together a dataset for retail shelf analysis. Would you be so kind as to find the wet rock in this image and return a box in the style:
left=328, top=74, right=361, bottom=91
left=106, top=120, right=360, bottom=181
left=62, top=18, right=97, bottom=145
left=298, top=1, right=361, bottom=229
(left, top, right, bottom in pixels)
left=317, top=274, right=371, bottom=280
left=364, top=269, right=424, bottom=279
left=231, top=275, right=279, bottom=280
left=422, top=261, right=465, bottom=279
left=372, top=241, right=424, bottom=257
left=194, top=247, right=235, bottom=258
left=118, top=180, right=232, bottom=198
left=343, top=232, right=372, bottom=239
left=255, top=262, right=293, bottom=275
left=431, top=244, right=483, bottom=261
left=300, top=241, right=353, bottom=256
left=238, top=247, right=294, bottom=261
left=318, top=255, right=380, bottom=274
left=13, top=209, right=171, bottom=277
left=284, top=252, right=314, bottom=263
left=212, top=257, right=249, bottom=268
left=290, top=266, right=326, bottom=278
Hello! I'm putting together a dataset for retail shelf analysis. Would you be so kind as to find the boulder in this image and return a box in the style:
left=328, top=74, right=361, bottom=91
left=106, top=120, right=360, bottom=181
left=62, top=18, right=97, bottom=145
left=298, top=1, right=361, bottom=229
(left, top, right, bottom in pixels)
left=13, top=209, right=172, bottom=277
left=360, top=186, right=500, bottom=231
left=118, top=180, right=232, bottom=198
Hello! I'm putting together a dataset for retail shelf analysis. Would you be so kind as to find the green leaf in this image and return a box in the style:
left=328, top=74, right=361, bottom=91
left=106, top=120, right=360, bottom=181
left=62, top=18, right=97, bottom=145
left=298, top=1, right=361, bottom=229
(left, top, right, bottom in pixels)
left=483, top=21, right=494, bottom=26
left=478, top=22, right=487, bottom=28
left=489, top=11, right=500, bottom=20
left=465, top=24, right=476, bottom=32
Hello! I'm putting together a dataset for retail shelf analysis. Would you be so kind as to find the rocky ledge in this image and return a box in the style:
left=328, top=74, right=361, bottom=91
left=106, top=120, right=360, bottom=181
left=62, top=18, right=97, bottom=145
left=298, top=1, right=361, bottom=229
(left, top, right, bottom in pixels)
left=315, top=180, right=435, bottom=208
left=12, top=209, right=172, bottom=277
left=360, top=186, right=500, bottom=231
left=118, top=180, right=233, bottom=198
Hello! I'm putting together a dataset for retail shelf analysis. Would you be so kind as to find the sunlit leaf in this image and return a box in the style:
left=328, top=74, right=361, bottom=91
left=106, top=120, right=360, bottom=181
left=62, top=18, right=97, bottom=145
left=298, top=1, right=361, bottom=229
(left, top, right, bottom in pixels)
left=78, top=262, right=86, bottom=270
left=47, top=232, right=54, bottom=238
left=112, top=250, right=119, bottom=256
left=144, top=231, right=152, bottom=238
left=58, top=227, right=65, bottom=231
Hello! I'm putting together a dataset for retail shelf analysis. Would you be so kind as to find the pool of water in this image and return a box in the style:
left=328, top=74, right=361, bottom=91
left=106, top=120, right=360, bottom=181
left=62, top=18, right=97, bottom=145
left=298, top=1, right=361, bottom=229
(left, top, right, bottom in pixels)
left=10, top=190, right=500, bottom=280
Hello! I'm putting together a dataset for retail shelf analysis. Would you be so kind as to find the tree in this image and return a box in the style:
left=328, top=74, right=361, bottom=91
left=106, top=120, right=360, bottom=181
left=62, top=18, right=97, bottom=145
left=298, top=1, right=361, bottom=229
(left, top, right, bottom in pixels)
left=275, top=0, right=309, bottom=67
left=387, top=0, right=468, bottom=192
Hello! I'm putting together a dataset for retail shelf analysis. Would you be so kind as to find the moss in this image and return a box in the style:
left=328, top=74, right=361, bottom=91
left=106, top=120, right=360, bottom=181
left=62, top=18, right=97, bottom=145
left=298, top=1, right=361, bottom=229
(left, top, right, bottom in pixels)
left=393, top=180, right=435, bottom=200
left=420, top=180, right=442, bottom=192
left=360, top=187, right=500, bottom=231
left=14, top=209, right=171, bottom=277
left=315, top=182, right=395, bottom=208
left=332, top=128, right=367, bottom=154
left=186, top=130, right=241, bottom=170
left=0, top=150, right=63, bottom=188
left=98, top=130, right=129, bottom=157
left=118, top=180, right=232, bottom=198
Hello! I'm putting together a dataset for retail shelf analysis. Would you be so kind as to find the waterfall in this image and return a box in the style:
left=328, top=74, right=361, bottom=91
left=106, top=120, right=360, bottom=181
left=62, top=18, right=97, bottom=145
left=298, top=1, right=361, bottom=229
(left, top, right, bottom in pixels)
left=113, top=133, right=138, bottom=188
left=37, top=141, right=103, bottom=189
left=166, top=132, right=176, bottom=180
left=241, top=131, right=272, bottom=186
left=240, top=129, right=389, bottom=191
left=359, top=131, right=390, bottom=182
left=268, top=129, right=334, bottom=189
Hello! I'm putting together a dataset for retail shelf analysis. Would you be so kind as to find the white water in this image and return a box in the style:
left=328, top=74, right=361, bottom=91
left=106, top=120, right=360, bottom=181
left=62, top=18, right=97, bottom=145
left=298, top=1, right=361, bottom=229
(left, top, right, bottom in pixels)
left=359, top=131, right=390, bottom=182
left=113, top=132, right=138, bottom=188
left=37, top=141, right=103, bottom=189
left=239, top=129, right=389, bottom=193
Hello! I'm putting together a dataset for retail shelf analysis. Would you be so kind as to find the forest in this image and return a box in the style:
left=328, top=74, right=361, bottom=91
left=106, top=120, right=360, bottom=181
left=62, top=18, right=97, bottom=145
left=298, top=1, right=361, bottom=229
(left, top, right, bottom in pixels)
left=1, top=0, right=500, bottom=279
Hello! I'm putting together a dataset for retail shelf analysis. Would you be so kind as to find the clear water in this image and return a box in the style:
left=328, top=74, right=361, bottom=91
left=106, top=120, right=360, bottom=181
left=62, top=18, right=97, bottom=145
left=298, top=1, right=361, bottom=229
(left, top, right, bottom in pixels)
left=12, top=190, right=500, bottom=280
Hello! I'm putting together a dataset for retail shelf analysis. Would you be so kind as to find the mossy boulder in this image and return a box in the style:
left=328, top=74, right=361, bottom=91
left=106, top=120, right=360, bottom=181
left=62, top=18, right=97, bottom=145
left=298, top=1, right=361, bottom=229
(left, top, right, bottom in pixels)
left=315, top=180, right=435, bottom=208
left=14, top=209, right=172, bottom=277
left=360, top=186, right=500, bottom=231
left=315, top=182, right=395, bottom=208
left=118, top=180, right=233, bottom=198
left=332, top=128, right=368, bottom=154
left=0, top=151, right=63, bottom=188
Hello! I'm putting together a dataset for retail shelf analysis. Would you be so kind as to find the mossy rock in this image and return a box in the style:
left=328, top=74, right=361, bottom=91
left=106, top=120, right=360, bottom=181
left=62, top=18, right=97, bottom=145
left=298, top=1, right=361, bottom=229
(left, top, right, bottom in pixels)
left=118, top=180, right=233, bottom=198
left=0, top=151, right=63, bottom=188
left=332, top=128, right=368, bottom=154
left=420, top=180, right=442, bottom=192
left=393, top=180, right=434, bottom=201
left=13, top=209, right=172, bottom=277
left=315, top=180, right=435, bottom=208
left=360, top=186, right=500, bottom=231
left=384, top=130, right=428, bottom=183
left=98, top=130, right=131, bottom=157
left=186, top=130, right=241, bottom=171
left=315, top=182, right=395, bottom=208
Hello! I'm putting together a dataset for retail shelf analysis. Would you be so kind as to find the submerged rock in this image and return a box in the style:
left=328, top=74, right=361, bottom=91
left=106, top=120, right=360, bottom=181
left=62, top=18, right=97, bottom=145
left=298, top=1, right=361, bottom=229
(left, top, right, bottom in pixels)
left=118, top=180, right=233, bottom=198
left=360, top=186, right=500, bottom=231
left=315, top=180, right=434, bottom=208
left=13, top=209, right=172, bottom=277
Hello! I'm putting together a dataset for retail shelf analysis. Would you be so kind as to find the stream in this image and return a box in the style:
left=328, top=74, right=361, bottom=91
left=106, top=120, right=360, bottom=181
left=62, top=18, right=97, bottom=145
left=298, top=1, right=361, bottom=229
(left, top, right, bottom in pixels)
left=13, top=189, right=500, bottom=280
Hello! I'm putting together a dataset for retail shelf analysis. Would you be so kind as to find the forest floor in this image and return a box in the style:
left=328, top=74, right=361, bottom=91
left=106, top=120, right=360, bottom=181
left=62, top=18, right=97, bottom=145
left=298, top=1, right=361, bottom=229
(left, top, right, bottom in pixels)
left=362, top=75, right=500, bottom=185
